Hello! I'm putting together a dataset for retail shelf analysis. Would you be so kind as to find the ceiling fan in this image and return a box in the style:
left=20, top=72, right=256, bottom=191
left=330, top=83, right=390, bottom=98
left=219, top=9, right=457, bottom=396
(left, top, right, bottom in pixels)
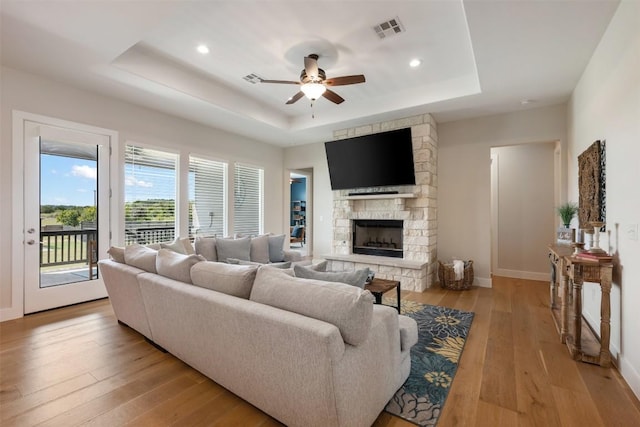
left=260, top=54, right=365, bottom=105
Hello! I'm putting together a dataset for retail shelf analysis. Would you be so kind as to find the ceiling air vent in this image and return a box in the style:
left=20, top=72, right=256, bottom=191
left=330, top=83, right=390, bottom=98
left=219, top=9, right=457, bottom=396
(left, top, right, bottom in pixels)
left=243, top=73, right=262, bottom=84
left=373, top=17, right=404, bottom=39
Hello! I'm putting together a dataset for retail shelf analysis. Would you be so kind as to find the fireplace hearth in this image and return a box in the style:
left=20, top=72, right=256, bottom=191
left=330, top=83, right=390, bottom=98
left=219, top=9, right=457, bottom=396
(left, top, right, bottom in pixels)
left=352, top=219, right=403, bottom=258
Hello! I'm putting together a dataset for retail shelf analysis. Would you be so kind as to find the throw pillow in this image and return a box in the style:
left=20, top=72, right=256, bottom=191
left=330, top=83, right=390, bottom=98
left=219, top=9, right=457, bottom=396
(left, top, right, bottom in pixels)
left=124, top=244, right=158, bottom=273
left=156, top=249, right=204, bottom=283
left=291, top=225, right=302, bottom=238
left=293, top=265, right=370, bottom=289
left=249, top=234, right=270, bottom=264
left=190, top=261, right=259, bottom=299
left=160, top=238, right=188, bottom=254
left=216, top=237, right=251, bottom=263
left=107, top=246, right=125, bottom=263
left=194, top=236, right=217, bottom=261
left=267, top=234, right=286, bottom=262
left=250, top=267, right=374, bottom=346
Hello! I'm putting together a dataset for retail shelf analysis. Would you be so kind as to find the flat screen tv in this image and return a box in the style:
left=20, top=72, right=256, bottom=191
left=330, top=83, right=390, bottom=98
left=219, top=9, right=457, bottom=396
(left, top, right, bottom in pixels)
left=324, top=127, right=415, bottom=190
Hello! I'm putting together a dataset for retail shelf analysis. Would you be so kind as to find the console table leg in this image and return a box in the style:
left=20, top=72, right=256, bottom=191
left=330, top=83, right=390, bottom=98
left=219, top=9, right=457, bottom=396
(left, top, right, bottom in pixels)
left=599, top=270, right=613, bottom=367
left=571, top=265, right=583, bottom=359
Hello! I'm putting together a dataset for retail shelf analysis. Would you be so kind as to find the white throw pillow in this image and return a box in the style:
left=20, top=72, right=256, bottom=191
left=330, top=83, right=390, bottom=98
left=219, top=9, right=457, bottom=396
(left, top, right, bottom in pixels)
left=250, top=267, right=374, bottom=346
left=124, top=244, right=158, bottom=273
left=156, top=249, right=204, bottom=283
left=190, top=261, right=259, bottom=299
left=107, top=246, right=125, bottom=263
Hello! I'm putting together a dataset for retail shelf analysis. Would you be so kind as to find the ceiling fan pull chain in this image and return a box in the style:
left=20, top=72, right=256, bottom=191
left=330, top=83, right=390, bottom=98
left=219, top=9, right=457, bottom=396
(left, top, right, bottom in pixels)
left=310, top=101, right=315, bottom=119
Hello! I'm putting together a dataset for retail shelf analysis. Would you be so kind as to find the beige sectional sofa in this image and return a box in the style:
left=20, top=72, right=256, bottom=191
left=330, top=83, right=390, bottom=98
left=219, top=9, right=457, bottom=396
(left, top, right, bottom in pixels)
left=98, top=244, right=418, bottom=427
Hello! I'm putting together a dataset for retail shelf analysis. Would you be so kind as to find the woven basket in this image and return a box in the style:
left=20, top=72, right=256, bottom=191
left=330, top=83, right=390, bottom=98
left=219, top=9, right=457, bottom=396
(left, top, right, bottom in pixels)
left=438, top=260, right=474, bottom=290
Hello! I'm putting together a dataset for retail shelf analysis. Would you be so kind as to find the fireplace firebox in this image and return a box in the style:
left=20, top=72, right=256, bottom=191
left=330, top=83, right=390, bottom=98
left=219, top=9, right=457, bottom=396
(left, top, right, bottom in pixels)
left=352, top=220, right=403, bottom=258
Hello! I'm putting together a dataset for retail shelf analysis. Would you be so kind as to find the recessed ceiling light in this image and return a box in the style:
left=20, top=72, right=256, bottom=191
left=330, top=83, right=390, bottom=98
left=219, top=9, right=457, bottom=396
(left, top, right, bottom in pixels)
left=409, top=59, right=422, bottom=68
left=197, top=45, right=210, bottom=54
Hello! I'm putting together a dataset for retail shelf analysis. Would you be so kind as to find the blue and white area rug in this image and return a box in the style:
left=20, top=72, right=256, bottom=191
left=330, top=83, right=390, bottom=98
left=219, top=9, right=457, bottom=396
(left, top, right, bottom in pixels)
left=384, top=299, right=475, bottom=426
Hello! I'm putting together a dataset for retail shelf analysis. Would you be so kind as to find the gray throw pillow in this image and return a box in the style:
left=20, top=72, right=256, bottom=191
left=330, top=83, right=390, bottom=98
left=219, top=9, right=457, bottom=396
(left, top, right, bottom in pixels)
left=216, top=237, right=251, bottom=263
left=194, top=237, right=217, bottom=261
left=293, top=265, right=370, bottom=289
left=250, top=234, right=270, bottom=264
left=268, top=234, right=286, bottom=262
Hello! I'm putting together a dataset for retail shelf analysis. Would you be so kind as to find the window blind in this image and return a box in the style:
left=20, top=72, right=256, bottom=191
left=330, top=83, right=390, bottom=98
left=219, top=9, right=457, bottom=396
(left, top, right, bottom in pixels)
left=124, top=145, right=177, bottom=245
left=189, top=156, right=227, bottom=238
left=233, top=163, right=263, bottom=236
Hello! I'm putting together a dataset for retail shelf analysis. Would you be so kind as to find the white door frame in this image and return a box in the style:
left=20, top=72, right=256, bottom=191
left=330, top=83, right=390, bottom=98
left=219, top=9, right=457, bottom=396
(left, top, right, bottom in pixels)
left=9, top=111, right=119, bottom=318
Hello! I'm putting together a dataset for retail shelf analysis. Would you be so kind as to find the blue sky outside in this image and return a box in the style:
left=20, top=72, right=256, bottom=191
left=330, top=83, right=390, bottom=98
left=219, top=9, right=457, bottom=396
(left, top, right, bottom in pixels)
left=40, top=154, right=186, bottom=206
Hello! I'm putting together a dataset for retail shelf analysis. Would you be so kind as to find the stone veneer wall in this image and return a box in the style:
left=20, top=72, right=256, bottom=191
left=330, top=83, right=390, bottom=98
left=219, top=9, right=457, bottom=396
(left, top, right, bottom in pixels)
left=330, top=114, right=438, bottom=291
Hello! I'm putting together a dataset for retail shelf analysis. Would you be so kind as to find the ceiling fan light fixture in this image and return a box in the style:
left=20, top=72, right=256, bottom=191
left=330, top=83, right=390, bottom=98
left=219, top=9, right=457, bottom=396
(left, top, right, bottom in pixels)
left=196, top=44, right=210, bottom=54
left=301, top=82, right=326, bottom=100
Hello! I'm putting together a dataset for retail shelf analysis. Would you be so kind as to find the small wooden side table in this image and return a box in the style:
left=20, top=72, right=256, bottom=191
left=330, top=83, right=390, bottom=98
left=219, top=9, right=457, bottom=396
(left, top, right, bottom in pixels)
left=548, top=244, right=613, bottom=367
left=365, top=278, right=401, bottom=313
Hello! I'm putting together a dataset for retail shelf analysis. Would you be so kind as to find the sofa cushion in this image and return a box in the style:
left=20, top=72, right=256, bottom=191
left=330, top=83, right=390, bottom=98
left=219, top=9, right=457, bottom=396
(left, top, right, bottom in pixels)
left=124, top=244, right=158, bottom=273
left=228, top=258, right=292, bottom=269
left=216, top=237, right=251, bottom=263
left=268, top=234, right=286, bottom=262
left=194, top=237, right=217, bottom=261
left=293, top=265, right=370, bottom=289
left=107, top=246, right=125, bottom=264
left=250, top=234, right=270, bottom=264
left=250, top=267, right=374, bottom=346
left=156, top=249, right=204, bottom=283
left=190, top=261, right=259, bottom=299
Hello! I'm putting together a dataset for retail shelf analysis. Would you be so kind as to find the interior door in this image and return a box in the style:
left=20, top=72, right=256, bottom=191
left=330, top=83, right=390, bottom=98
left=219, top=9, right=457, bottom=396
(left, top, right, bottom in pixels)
left=23, top=121, right=110, bottom=314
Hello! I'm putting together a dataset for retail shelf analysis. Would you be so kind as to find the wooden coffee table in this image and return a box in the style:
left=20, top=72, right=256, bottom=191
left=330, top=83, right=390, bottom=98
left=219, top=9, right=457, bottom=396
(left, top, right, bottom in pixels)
left=365, top=278, right=401, bottom=313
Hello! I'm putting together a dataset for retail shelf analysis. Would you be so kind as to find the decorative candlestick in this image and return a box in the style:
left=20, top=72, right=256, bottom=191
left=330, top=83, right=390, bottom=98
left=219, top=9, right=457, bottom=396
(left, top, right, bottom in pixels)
left=588, top=221, right=607, bottom=254
left=572, top=242, right=585, bottom=255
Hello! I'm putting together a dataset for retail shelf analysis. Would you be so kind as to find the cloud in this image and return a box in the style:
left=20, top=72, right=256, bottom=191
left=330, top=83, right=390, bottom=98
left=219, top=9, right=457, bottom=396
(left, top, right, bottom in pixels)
left=71, top=165, right=97, bottom=180
left=125, top=175, right=153, bottom=188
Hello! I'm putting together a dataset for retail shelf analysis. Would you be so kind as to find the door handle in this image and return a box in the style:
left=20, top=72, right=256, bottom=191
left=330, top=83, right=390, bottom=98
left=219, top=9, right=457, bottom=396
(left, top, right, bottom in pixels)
left=27, top=228, right=35, bottom=234
left=26, top=239, right=36, bottom=245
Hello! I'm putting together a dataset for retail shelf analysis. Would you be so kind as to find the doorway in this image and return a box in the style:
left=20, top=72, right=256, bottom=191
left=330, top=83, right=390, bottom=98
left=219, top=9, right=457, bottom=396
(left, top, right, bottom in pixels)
left=490, top=142, right=558, bottom=281
left=288, top=169, right=312, bottom=257
left=18, top=115, right=114, bottom=314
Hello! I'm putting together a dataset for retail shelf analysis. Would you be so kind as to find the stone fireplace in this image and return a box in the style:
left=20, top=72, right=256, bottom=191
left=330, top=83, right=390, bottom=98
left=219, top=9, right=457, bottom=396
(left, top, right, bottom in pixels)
left=352, top=219, right=403, bottom=258
left=325, top=114, right=438, bottom=292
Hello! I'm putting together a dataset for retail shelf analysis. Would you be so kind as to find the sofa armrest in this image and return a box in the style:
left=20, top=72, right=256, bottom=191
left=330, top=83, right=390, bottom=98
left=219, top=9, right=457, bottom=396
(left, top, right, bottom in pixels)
left=283, top=250, right=302, bottom=262
left=398, top=314, right=418, bottom=352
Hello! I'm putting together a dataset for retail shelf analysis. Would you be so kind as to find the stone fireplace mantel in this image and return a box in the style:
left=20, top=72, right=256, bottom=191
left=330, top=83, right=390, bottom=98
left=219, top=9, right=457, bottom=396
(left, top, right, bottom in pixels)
left=330, top=114, right=438, bottom=292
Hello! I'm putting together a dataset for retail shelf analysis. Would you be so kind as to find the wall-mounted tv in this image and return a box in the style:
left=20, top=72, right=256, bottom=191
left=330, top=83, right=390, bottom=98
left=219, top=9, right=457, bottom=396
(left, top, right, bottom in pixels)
left=324, top=127, right=415, bottom=190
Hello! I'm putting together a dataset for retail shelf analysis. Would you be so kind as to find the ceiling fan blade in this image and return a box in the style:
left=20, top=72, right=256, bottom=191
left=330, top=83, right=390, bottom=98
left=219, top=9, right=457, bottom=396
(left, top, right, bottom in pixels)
left=325, top=75, right=366, bottom=86
left=322, top=89, right=345, bottom=104
left=261, top=79, right=300, bottom=85
left=304, top=55, right=319, bottom=80
left=286, top=91, right=305, bottom=104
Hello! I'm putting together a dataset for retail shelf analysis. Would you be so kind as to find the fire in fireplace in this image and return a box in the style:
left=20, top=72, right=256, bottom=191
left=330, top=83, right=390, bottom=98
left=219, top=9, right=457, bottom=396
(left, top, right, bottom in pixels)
left=352, top=219, right=403, bottom=258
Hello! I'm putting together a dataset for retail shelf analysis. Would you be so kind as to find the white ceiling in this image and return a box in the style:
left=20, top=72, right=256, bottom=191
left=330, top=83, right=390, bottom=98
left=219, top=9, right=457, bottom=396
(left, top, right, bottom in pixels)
left=1, top=1, right=620, bottom=147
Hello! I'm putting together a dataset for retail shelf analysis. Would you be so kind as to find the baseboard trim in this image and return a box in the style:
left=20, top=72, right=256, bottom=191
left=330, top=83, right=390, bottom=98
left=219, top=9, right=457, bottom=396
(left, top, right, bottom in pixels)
left=493, top=268, right=548, bottom=282
left=475, top=277, right=492, bottom=288
left=0, top=306, right=23, bottom=322
left=620, top=356, right=640, bottom=401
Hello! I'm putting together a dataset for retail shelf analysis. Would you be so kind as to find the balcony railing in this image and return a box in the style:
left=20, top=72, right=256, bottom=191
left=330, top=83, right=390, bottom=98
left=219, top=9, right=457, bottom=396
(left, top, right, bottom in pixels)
left=125, top=221, right=175, bottom=245
left=40, top=229, right=97, bottom=267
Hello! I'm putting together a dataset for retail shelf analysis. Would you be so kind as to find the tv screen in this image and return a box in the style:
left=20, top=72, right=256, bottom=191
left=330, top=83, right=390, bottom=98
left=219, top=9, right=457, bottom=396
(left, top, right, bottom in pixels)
left=324, top=128, right=415, bottom=190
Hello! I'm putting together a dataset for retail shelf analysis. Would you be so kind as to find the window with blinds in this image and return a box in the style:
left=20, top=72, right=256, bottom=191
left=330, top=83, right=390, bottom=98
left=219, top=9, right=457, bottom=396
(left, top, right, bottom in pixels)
left=233, top=163, right=263, bottom=236
left=124, top=145, right=178, bottom=245
left=189, top=156, right=227, bottom=238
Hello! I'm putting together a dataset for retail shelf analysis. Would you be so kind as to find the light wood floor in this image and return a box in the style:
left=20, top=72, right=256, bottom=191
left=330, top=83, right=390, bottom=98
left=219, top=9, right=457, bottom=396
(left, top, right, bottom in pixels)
left=2, top=276, right=640, bottom=427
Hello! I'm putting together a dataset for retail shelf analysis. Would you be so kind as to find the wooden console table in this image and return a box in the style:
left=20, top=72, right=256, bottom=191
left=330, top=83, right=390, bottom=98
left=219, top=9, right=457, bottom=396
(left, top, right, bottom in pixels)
left=548, top=245, right=613, bottom=367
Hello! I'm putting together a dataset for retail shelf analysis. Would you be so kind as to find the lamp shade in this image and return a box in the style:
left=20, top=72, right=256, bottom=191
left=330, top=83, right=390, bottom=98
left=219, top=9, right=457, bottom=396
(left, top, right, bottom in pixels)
left=300, top=82, right=326, bottom=100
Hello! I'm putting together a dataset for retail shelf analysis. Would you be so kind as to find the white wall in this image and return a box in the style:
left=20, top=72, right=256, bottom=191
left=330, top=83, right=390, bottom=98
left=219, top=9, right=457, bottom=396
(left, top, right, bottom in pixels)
left=438, top=104, right=567, bottom=284
left=0, top=66, right=285, bottom=319
left=567, top=0, right=640, bottom=397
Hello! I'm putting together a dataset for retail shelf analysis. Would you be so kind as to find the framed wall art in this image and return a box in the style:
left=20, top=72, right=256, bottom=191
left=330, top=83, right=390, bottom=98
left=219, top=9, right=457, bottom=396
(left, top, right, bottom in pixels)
left=578, top=140, right=606, bottom=229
